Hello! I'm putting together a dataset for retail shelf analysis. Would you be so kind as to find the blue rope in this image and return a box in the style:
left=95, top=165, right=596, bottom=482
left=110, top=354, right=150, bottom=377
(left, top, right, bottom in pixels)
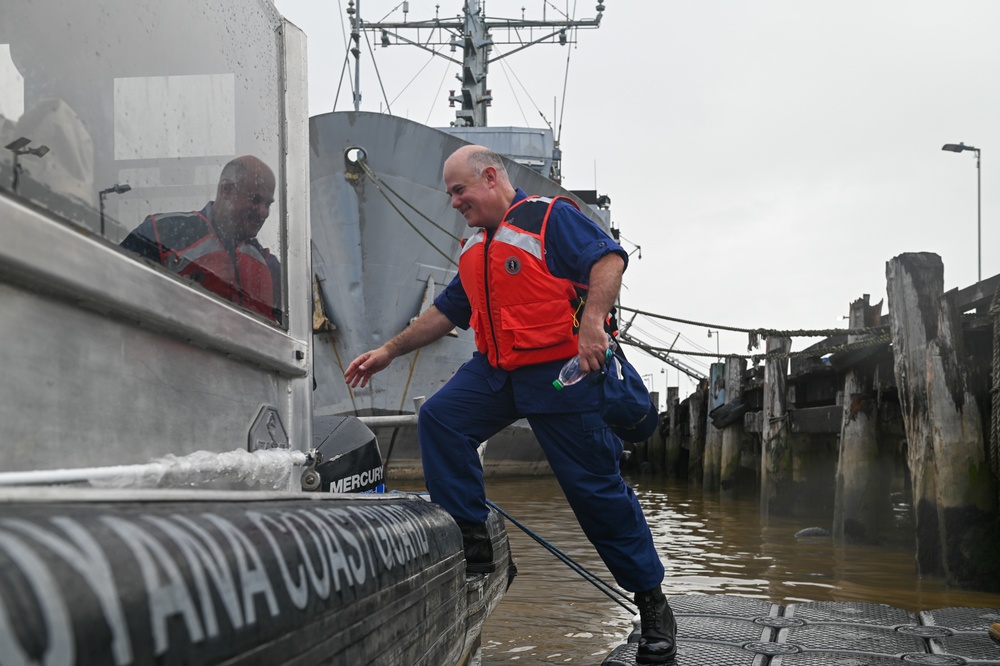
left=486, top=499, right=637, bottom=614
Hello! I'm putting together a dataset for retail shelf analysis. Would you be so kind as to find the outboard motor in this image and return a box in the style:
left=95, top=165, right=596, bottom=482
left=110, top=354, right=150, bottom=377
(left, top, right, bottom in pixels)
left=302, top=415, right=385, bottom=493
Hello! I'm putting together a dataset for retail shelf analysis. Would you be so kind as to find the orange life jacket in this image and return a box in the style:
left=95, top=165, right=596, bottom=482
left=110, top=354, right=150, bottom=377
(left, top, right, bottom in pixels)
left=458, top=196, right=586, bottom=370
left=151, top=211, right=277, bottom=321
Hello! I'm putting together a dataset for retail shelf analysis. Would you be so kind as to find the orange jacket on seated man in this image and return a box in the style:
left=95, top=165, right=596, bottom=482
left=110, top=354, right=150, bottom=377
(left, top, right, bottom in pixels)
left=121, top=203, right=281, bottom=323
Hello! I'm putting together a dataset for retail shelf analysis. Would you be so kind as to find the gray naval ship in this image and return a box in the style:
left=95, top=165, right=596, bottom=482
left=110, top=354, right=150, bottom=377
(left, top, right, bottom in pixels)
left=309, top=0, right=614, bottom=477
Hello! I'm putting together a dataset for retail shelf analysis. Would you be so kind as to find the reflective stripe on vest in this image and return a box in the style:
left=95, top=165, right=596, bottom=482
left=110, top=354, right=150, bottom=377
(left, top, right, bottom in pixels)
left=494, top=225, right=542, bottom=260
left=460, top=230, right=486, bottom=258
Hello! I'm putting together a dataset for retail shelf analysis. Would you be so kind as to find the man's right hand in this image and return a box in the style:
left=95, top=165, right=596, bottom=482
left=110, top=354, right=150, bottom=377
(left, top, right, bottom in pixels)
left=343, top=305, right=456, bottom=389
left=344, top=347, right=393, bottom=388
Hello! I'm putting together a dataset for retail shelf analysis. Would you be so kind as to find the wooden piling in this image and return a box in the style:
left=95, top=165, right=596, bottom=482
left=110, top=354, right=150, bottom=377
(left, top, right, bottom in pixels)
left=649, top=389, right=663, bottom=474
left=647, top=410, right=665, bottom=475
left=886, top=252, right=998, bottom=588
left=761, top=336, right=791, bottom=515
left=832, top=295, right=885, bottom=544
left=703, top=363, right=725, bottom=489
left=688, top=383, right=706, bottom=482
left=665, top=387, right=681, bottom=476
left=720, top=355, right=747, bottom=492
left=992, top=286, right=1000, bottom=480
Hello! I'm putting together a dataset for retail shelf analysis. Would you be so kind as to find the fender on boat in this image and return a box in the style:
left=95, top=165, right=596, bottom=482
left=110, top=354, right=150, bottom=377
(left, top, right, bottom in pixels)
left=0, top=489, right=510, bottom=665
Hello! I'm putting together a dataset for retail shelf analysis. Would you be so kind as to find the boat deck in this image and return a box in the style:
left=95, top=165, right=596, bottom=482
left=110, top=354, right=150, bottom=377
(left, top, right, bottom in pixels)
left=603, top=594, right=1000, bottom=665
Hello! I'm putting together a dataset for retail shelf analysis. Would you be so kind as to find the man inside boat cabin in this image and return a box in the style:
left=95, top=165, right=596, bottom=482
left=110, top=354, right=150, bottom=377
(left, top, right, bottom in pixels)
left=344, top=145, right=676, bottom=664
left=120, top=155, right=281, bottom=324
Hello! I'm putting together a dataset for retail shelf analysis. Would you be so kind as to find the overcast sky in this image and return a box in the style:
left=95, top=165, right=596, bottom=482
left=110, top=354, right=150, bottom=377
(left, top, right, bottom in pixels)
left=275, top=0, right=1000, bottom=397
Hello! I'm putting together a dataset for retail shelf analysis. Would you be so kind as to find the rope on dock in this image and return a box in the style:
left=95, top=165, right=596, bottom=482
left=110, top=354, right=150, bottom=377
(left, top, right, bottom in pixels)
left=749, top=331, right=893, bottom=363
left=485, top=499, right=637, bottom=614
left=355, top=158, right=461, bottom=267
left=990, top=286, right=1000, bottom=478
left=627, top=331, right=892, bottom=364
left=615, top=304, right=891, bottom=353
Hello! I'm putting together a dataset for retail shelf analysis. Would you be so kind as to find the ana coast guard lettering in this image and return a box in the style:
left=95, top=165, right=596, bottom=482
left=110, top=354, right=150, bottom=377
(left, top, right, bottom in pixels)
left=0, top=500, right=442, bottom=665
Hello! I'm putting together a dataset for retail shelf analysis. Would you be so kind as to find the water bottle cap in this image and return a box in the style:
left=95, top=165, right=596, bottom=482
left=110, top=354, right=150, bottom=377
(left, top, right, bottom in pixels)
left=552, top=379, right=565, bottom=390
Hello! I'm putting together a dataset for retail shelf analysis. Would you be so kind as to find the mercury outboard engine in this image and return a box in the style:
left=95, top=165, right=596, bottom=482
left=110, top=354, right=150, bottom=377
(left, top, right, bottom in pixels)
left=302, top=415, right=385, bottom=493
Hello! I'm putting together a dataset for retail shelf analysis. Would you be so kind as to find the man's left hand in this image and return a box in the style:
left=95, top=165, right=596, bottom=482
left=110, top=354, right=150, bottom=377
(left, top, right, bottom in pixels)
left=577, top=323, right=610, bottom=374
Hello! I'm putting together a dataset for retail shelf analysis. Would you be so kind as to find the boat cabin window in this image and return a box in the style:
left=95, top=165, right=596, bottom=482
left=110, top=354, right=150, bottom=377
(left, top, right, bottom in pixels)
left=0, top=0, right=287, bottom=326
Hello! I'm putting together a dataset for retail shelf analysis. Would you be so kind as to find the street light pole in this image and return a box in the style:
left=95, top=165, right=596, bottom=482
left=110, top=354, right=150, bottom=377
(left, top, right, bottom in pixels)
left=707, top=329, right=720, bottom=360
left=98, top=183, right=131, bottom=236
left=942, top=142, right=982, bottom=282
left=5, top=136, right=50, bottom=193
left=642, top=373, right=654, bottom=393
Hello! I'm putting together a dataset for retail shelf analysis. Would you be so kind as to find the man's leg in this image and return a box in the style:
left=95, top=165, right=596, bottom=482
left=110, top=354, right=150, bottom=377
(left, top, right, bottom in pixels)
left=528, top=411, right=662, bottom=589
left=528, top=411, right=675, bottom=663
left=419, top=362, right=517, bottom=571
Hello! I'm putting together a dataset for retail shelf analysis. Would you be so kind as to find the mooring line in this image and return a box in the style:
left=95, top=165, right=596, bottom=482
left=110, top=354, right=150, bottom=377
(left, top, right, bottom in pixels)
left=616, top=304, right=890, bottom=340
left=356, top=158, right=461, bottom=268
left=615, top=303, right=893, bottom=358
left=486, top=499, right=637, bottom=614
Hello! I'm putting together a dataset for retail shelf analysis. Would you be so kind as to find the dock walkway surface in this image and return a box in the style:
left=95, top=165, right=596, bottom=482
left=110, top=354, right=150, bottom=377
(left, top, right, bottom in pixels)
left=603, top=594, right=1000, bottom=665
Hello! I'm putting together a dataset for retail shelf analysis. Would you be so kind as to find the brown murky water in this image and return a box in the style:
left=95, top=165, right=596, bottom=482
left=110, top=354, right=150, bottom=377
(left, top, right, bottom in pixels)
left=394, top=474, right=1000, bottom=664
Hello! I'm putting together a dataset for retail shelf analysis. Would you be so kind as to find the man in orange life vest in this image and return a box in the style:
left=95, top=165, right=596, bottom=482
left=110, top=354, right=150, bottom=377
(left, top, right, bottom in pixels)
left=120, top=155, right=281, bottom=323
left=344, top=145, right=676, bottom=664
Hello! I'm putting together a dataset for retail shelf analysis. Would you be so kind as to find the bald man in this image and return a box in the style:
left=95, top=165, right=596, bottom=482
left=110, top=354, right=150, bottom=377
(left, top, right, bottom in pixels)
left=121, top=155, right=281, bottom=323
left=345, top=145, right=675, bottom=664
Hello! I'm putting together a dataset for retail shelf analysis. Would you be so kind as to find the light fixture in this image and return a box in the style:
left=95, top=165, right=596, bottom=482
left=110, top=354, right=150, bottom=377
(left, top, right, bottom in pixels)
left=707, top=329, right=720, bottom=360
left=5, top=136, right=50, bottom=192
left=99, top=183, right=131, bottom=236
left=941, top=142, right=982, bottom=282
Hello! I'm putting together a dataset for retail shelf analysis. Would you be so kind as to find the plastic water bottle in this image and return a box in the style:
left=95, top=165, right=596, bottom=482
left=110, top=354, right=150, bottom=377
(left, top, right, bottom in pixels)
left=552, top=355, right=587, bottom=390
left=552, top=335, right=615, bottom=390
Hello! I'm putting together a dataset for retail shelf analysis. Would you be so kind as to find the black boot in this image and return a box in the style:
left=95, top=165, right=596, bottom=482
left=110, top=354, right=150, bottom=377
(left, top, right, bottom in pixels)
left=458, top=522, right=496, bottom=574
left=634, top=588, right=677, bottom=664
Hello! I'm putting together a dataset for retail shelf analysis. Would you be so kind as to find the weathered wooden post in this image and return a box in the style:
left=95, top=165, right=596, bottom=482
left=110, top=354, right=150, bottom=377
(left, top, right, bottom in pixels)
left=832, top=295, right=886, bottom=543
left=886, top=252, right=998, bottom=588
left=761, top=336, right=791, bottom=515
left=720, top=355, right=747, bottom=492
left=665, top=387, right=681, bottom=476
left=703, top=363, right=725, bottom=489
left=647, top=389, right=662, bottom=473
left=688, top=382, right=706, bottom=482
left=992, top=287, right=1000, bottom=482
left=647, top=397, right=665, bottom=474
left=627, top=422, right=649, bottom=471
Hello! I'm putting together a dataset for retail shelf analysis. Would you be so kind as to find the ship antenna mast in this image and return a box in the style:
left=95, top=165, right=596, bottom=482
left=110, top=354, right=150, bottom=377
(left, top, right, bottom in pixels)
left=361, top=1, right=605, bottom=127
left=347, top=0, right=363, bottom=111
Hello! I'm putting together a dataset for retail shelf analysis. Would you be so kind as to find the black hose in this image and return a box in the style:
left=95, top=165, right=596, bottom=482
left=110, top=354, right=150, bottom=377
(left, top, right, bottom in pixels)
left=486, top=499, right=637, bottom=614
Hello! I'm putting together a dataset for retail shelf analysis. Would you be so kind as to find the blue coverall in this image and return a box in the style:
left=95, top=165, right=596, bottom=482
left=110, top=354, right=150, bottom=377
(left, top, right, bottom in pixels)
left=421, top=189, right=665, bottom=593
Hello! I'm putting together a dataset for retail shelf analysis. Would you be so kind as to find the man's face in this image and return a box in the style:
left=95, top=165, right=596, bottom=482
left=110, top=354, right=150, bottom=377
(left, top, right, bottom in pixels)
left=218, top=169, right=275, bottom=243
left=444, top=159, right=497, bottom=230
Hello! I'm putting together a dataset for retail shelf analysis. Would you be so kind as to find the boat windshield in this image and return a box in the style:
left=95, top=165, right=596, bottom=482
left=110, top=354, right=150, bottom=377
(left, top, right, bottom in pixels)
left=0, top=0, right=287, bottom=325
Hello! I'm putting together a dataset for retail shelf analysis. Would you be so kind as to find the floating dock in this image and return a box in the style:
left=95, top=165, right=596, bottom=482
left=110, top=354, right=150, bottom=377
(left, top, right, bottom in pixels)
left=603, top=594, right=1000, bottom=665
